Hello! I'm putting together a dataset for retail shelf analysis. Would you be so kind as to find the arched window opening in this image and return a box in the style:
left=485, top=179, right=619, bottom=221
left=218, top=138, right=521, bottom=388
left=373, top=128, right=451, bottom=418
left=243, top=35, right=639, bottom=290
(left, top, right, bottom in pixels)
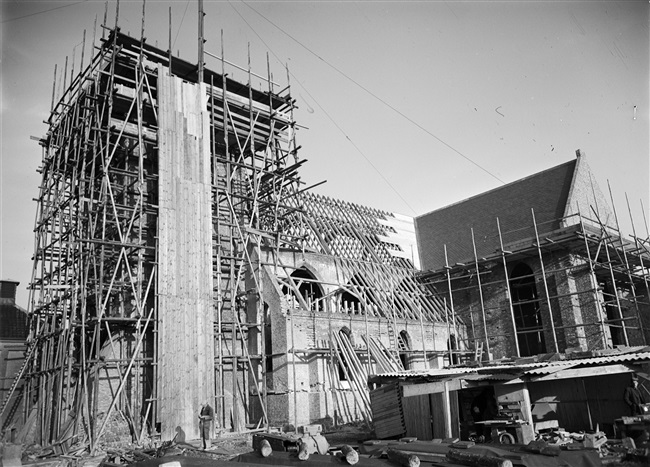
left=339, top=289, right=362, bottom=314
left=282, top=267, right=324, bottom=311
left=264, top=303, right=273, bottom=373
left=398, top=330, right=411, bottom=370
left=510, top=263, right=546, bottom=356
left=338, top=275, right=381, bottom=315
left=337, top=327, right=353, bottom=381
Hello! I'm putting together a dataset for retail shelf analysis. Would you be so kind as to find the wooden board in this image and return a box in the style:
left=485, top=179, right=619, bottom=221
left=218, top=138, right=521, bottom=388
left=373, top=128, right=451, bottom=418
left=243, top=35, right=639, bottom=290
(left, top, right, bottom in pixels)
left=403, top=393, right=433, bottom=440
left=370, top=383, right=405, bottom=439
left=157, top=67, right=215, bottom=440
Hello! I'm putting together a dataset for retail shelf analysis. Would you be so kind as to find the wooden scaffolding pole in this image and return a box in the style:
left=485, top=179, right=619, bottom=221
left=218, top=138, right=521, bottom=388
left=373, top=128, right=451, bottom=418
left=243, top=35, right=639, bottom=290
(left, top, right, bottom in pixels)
left=443, top=245, right=459, bottom=363
left=496, top=217, right=520, bottom=357
left=608, top=182, right=646, bottom=344
left=470, top=228, right=491, bottom=359
left=576, top=206, right=609, bottom=348
left=531, top=208, right=559, bottom=353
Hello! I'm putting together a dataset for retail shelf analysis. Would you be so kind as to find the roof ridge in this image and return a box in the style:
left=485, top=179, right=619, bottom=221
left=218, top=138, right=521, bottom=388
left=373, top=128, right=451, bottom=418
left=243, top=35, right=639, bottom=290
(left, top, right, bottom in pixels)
left=416, top=157, right=578, bottom=219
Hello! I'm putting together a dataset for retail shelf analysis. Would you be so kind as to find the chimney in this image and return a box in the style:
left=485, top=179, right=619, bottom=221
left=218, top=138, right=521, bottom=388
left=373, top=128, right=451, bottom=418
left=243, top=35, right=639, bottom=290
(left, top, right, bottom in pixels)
left=0, top=280, right=19, bottom=302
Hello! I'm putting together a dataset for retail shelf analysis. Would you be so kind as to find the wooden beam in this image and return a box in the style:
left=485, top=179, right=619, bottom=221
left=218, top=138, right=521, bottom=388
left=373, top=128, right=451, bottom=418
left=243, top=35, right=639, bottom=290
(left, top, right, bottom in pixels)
left=527, top=363, right=638, bottom=382
left=402, top=379, right=465, bottom=398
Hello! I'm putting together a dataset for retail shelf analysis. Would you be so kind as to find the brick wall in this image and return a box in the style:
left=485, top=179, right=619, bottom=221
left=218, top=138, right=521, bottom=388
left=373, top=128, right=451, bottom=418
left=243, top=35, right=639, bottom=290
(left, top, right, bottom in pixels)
left=257, top=249, right=460, bottom=426
left=447, top=246, right=649, bottom=359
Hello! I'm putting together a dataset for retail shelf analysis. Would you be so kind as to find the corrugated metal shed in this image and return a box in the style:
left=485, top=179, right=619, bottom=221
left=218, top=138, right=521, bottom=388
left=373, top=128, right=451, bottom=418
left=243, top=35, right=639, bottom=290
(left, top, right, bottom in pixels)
left=373, top=349, right=650, bottom=381
left=524, top=364, right=576, bottom=376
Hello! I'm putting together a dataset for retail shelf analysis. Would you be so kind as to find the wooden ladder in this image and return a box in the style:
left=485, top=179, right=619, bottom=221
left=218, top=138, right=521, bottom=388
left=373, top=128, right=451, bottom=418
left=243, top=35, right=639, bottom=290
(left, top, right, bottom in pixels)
left=474, top=341, right=484, bottom=362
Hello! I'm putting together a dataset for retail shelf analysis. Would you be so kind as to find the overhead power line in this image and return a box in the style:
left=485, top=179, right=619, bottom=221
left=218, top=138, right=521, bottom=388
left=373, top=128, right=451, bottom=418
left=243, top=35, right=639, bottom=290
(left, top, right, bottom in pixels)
left=227, top=1, right=417, bottom=214
left=172, top=0, right=191, bottom=50
left=1, top=1, right=89, bottom=24
left=238, top=0, right=505, bottom=185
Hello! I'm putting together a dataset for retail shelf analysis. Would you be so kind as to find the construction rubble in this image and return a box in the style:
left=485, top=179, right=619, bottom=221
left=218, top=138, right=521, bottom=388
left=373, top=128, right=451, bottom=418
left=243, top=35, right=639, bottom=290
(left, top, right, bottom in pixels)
left=2, top=419, right=650, bottom=467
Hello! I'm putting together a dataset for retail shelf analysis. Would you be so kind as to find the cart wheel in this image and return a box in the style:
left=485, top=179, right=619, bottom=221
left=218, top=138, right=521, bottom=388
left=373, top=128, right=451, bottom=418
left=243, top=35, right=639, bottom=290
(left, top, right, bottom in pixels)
left=498, top=432, right=516, bottom=444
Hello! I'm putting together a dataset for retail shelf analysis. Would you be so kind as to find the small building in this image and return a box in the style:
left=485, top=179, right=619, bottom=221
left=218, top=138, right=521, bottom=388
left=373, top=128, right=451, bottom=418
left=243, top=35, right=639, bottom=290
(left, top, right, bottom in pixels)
left=0, top=280, right=29, bottom=434
left=381, top=153, right=650, bottom=442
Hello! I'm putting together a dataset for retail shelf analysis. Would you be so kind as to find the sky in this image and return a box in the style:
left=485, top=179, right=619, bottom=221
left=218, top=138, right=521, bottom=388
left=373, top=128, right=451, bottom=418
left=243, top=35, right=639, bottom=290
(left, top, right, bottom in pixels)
left=1, top=0, right=648, bottom=307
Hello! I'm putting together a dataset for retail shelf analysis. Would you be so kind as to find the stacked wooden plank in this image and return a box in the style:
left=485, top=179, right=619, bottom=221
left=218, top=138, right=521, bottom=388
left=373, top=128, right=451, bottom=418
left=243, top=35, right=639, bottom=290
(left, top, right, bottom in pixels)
left=370, top=383, right=405, bottom=439
left=331, top=332, right=372, bottom=424
left=362, top=336, right=404, bottom=373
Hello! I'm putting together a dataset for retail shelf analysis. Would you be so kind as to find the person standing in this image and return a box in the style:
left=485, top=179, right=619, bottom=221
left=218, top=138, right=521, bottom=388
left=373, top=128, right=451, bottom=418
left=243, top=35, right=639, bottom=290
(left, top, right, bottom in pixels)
left=471, top=387, right=497, bottom=442
left=198, top=400, right=214, bottom=449
left=624, top=375, right=646, bottom=416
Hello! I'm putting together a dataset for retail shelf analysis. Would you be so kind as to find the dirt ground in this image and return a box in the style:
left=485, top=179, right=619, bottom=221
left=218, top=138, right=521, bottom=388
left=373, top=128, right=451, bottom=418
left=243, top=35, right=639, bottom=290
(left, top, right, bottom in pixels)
left=11, top=424, right=650, bottom=466
left=206, top=423, right=372, bottom=458
left=144, top=423, right=373, bottom=462
left=321, top=424, right=373, bottom=448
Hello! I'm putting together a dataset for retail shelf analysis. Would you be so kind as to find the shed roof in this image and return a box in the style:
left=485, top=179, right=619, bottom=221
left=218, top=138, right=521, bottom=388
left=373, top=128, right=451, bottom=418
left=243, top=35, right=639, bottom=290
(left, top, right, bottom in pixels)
left=370, top=348, right=650, bottom=384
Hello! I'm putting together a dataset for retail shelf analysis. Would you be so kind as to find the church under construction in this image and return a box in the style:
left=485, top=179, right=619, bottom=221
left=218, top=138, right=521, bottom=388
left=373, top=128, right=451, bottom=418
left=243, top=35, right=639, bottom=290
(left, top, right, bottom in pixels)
left=0, top=17, right=459, bottom=451
left=2, top=7, right=649, bottom=456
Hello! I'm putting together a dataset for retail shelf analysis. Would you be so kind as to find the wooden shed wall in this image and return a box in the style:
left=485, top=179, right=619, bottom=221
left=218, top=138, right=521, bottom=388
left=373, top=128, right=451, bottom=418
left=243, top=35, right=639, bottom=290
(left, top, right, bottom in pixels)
left=402, top=389, right=459, bottom=440
left=370, top=383, right=405, bottom=439
left=157, top=68, right=215, bottom=440
left=529, top=374, right=629, bottom=433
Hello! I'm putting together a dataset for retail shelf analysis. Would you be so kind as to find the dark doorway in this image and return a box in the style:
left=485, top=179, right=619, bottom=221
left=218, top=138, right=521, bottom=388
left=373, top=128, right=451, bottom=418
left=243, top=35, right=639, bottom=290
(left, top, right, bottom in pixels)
left=447, top=335, right=459, bottom=365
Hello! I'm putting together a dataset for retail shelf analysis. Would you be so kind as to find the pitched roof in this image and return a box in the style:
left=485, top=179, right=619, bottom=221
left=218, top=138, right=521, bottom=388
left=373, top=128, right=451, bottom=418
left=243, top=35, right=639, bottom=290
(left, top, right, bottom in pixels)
left=415, top=154, right=611, bottom=270
left=298, top=192, right=420, bottom=269
left=275, top=192, right=452, bottom=322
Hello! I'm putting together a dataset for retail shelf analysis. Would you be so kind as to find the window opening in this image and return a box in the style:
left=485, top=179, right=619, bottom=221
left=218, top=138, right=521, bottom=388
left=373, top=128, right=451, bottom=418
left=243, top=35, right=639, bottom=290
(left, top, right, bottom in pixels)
left=264, top=303, right=273, bottom=373
left=282, top=267, right=324, bottom=311
left=337, top=327, right=353, bottom=381
left=340, top=288, right=362, bottom=314
left=398, top=330, right=411, bottom=369
left=448, top=334, right=459, bottom=365
left=601, top=281, right=624, bottom=346
left=509, top=263, right=546, bottom=356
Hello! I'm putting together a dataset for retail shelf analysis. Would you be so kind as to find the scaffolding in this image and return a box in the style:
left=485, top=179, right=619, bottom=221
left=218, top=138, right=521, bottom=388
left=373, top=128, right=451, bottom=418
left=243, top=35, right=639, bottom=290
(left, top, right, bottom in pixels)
left=255, top=192, right=460, bottom=427
left=419, top=202, right=650, bottom=362
left=23, top=25, right=160, bottom=450
left=0, top=2, right=475, bottom=449
left=3, top=4, right=315, bottom=446
left=10, top=9, right=645, bottom=450
left=3, top=10, right=463, bottom=450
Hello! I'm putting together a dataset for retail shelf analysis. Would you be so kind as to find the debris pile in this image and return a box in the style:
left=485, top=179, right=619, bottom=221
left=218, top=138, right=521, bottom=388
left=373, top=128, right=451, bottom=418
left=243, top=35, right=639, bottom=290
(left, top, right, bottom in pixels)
left=5, top=420, right=650, bottom=467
